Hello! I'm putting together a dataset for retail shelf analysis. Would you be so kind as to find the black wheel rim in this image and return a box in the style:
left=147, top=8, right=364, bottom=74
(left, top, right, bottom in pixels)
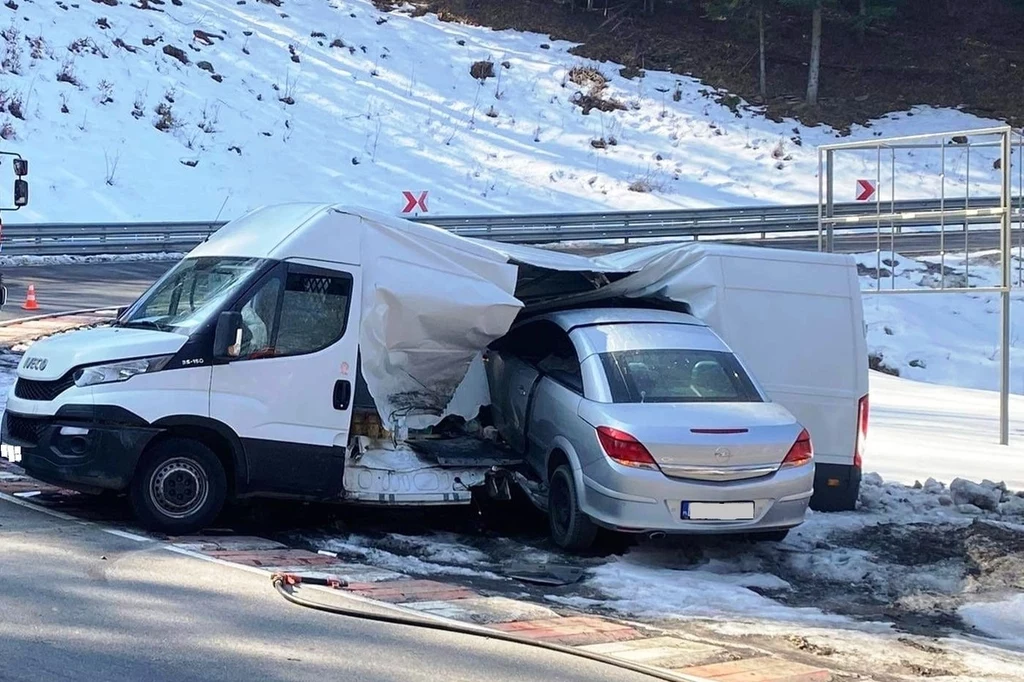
left=550, top=474, right=572, bottom=539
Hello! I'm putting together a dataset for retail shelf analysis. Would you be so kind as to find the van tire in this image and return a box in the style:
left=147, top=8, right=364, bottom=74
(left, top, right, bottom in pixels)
left=130, top=438, right=227, bottom=535
left=548, top=464, right=598, bottom=552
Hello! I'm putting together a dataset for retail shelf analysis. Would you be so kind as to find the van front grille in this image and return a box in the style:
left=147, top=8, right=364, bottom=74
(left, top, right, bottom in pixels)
left=14, top=376, right=75, bottom=401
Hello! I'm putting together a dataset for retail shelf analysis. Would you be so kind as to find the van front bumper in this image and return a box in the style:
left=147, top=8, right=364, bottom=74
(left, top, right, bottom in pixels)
left=2, top=406, right=160, bottom=493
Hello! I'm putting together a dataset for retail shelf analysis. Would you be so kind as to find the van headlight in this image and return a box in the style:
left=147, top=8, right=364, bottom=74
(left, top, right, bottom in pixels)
left=73, top=356, right=174, bottom=387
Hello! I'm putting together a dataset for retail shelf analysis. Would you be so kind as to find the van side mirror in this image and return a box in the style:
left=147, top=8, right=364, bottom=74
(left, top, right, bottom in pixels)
left=213, top=311, right=244, bottom=360
left=13, top=179, right=27, bottom=207
left=0, top=285, right=7, bottom=308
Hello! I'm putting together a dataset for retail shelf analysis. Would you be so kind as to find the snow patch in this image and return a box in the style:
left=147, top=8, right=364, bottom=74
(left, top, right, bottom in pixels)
left=0, top=253, right=184, bottom=267
left=960, top=595, right=1024, bottom=650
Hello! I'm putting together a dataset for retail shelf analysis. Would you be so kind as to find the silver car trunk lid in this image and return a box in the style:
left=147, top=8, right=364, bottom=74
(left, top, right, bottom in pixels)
left=578, top=401, right=803, bottom=481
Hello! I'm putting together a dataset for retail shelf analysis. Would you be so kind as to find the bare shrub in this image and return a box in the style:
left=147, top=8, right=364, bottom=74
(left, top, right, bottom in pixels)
left=566, top=64, right=623, bottom=115
left=56, top=58, right=79, bottom=85
left=198, top=102, right=219, bottom=133
left=68, top=38, right=105, bottom=57
left=470, top=60, right=494, bottom=81
left=628, top=171, right=665, bottom=194
left=104, top=149, right=120, bottom=186
left=7, top=92, right=23, bottom=119
left=28, top=35, right=49, bottom=60
left=571, top=90, right=625, bottom=115
left=0, top=120, right=14, bottom=140
left=97, top=79, right=114, bottom=104
left=1, top=24, right=22, bottom=74
left=153, top=101, right=179, bottom=131
left=132, top=90, right=145, bottom=119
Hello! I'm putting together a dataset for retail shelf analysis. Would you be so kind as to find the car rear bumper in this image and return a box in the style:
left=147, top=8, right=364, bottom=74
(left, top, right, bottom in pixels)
left=577, top=460, right=814, bottom=534
left=1, top=407, right=159, bottom=493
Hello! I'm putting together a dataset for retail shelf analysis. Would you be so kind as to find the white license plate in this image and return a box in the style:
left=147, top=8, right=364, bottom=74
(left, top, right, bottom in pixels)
left=682, top=501, right=755, bottom=521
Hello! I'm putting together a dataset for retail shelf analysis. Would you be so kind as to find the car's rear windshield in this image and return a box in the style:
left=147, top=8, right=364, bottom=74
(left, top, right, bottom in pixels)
left=598, top=349, right=763, bottom=404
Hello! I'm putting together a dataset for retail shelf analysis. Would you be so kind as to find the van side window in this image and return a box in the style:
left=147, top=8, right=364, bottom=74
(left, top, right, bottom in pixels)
left=238, top=275, right=282, bottom=359
left=233, top=265, right=353, bottom=361
left=275, top=269, right=353, bottom=356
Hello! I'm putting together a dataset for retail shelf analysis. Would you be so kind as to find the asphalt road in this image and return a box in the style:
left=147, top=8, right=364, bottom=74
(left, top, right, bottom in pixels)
left=0, top=262, right=173, bottom=322
left=0, top=497, right=656, bottom=682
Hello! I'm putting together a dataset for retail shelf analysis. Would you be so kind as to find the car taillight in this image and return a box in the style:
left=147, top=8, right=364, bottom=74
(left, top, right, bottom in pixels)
left=781, top=428, right=813, bottom=468
left=855, top=394, right=869, bottom=468
left=596, top=426, right=659, bottom=470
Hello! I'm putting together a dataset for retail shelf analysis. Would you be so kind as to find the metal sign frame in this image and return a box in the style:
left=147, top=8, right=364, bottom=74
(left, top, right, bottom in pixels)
left=818, top=126, right=1024, bottom=445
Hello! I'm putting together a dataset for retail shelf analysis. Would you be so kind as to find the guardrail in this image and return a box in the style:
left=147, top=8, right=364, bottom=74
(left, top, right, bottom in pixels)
left=0, top=197, right=1019, bottom=256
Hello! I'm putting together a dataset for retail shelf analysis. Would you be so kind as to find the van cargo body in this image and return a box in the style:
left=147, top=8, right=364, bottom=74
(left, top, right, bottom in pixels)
left=1, top=204, right=868, bottom=533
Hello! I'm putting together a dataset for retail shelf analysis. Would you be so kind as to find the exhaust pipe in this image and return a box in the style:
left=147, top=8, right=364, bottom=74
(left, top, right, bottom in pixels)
left=648, top=531, right=666, bottom=540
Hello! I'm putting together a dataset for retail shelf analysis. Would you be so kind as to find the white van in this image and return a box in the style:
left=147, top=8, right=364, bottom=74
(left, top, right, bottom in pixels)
left=1, top=204, right=868, bottom=532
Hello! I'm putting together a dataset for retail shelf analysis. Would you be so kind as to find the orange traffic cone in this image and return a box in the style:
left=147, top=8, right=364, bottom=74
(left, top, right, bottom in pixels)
left=22, top=284, right=39, bottom=311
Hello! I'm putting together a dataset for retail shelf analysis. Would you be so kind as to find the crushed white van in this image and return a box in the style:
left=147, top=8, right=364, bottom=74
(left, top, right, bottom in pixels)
left=1, top=204, right=868, bottom=533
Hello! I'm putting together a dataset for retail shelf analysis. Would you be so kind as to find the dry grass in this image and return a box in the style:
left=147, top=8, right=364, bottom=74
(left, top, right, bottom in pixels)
left=568, top=64, right=607, bottom=90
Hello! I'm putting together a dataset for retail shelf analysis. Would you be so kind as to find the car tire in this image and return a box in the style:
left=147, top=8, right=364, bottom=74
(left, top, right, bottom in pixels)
left=750, top=529, right=790, bottom=543
left=548, top=464, right=598, bottom=552
left=130, top=438, right=227, bottom=535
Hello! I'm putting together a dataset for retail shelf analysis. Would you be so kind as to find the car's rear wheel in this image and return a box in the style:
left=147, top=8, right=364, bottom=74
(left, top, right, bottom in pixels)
left=548, top=464, right=598, bottom=551
left=130, top=438, right=227, bottom=535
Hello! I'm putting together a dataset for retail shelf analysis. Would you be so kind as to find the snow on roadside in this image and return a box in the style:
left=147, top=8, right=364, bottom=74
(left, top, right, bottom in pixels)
left=319, top=532, right=505, bottom=580
left=0, top=253, right=184, bottom=267
left=868, top=372, right=1024, bottom=490
left=960, top=595, right=1024, bottom=650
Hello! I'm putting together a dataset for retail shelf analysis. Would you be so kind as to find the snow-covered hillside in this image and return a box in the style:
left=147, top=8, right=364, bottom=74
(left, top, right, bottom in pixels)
left=0, top=0, right=1014, bottom=222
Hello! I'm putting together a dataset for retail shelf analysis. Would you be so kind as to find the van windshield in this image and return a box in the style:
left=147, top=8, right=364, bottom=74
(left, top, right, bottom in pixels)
left=120, top=257, right=267, bottom=333
left=599, top=349, right=763, bottom=404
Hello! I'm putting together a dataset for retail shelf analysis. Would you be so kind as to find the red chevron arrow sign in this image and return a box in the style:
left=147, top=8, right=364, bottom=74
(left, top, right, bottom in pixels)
left=855, top=179, right=876, bottom=202
left=402, top=191, right=429, bottom=213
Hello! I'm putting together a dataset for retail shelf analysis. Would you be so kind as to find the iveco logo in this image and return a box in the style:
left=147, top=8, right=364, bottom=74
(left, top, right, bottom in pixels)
left=713, top=447, right=732, bottom=462
left=24, top=357, right=48, bottom=371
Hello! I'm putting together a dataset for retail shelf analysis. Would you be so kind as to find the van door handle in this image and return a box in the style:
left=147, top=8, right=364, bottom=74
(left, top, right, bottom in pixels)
left=333, top=380, right=352, bottom=411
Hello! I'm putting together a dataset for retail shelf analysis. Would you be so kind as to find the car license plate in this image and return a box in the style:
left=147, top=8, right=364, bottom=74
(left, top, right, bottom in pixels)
left=682, top=501, right=755, bottom=521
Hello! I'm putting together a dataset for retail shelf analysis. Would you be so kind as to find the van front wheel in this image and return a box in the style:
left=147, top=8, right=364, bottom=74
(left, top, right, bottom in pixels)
left=130, top=438, right=227, bottom=534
